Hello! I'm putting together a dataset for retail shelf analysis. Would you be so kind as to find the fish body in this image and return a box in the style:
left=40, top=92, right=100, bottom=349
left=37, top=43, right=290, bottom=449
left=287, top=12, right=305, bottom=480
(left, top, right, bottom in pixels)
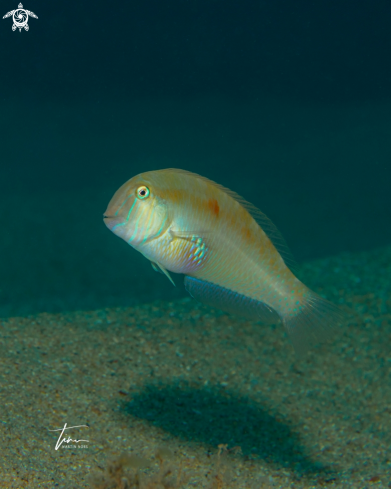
left=104, top=169, right=343, bottom=352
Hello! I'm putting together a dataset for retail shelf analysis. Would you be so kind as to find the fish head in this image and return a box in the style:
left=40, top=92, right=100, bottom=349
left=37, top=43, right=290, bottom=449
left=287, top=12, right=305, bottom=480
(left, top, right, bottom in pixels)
left=103, top=173, right=170, bottom=247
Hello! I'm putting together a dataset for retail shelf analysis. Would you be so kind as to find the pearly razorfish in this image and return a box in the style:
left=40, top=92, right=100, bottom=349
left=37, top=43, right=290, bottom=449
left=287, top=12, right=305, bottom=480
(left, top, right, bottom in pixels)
left=104, top=169, right=343, bottom=352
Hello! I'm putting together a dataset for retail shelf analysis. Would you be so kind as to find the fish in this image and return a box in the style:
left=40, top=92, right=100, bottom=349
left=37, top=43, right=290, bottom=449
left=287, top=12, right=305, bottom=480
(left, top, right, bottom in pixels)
left=103, top=168, right=344, bottom=353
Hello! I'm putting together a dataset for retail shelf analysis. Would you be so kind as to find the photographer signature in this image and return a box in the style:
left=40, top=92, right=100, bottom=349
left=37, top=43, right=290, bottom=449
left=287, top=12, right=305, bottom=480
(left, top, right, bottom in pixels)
left=49, top=423, right=89, bottom=450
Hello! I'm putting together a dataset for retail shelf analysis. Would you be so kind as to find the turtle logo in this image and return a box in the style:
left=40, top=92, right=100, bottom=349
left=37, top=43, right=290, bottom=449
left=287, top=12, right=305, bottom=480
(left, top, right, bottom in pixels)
left=3, top=3, right=38, bottom=32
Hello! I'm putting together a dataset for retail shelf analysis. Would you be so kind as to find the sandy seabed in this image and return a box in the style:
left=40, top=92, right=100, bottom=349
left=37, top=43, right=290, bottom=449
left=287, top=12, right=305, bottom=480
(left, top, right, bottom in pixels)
left=1, top=246, right=390, bottom=489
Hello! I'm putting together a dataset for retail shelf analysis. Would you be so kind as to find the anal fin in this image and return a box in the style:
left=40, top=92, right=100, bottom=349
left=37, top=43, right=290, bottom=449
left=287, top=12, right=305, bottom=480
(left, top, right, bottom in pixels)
left=184, top=276, right=279, bottom=323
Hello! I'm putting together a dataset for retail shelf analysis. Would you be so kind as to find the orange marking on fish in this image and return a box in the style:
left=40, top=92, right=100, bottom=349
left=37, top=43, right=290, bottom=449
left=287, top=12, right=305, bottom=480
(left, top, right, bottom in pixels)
left=161, top=188, right=183, bottom=205
left=207, top=198, right=220, bottom=217
left=242, top=226, right=253, bottom=242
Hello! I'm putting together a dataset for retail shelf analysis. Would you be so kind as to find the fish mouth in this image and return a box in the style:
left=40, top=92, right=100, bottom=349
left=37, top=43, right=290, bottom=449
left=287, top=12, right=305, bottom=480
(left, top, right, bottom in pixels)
left=103, top=214, right=125, bottom=232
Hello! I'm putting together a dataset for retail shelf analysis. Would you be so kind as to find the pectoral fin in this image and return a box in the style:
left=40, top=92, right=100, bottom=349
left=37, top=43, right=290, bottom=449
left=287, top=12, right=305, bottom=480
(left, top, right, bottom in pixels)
left=169, top=229, right=210, bottom=243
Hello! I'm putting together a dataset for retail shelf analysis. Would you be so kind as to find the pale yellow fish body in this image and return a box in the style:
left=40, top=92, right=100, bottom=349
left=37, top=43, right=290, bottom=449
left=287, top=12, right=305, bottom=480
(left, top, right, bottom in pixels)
left=104, top=169, right=343, bottom=352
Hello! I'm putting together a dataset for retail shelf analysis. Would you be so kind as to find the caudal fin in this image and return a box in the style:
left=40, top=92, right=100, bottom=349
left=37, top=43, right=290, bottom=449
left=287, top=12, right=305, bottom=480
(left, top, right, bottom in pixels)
left=283, top=291, right=346, bottom=354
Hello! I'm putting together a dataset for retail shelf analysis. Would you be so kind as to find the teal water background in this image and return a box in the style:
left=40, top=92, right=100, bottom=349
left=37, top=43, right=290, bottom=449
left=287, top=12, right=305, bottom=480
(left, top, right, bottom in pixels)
left=0, top=0, right=390, bottom=315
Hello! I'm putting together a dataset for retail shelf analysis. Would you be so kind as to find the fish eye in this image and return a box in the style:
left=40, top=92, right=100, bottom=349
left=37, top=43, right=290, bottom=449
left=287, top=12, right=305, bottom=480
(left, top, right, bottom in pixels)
left=136, top=185, right=150, bottom=199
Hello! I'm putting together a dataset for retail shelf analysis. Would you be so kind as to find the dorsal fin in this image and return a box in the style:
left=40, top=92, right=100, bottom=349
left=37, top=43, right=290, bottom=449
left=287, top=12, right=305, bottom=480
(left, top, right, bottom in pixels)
left=157, top=168, right=297, bottom=272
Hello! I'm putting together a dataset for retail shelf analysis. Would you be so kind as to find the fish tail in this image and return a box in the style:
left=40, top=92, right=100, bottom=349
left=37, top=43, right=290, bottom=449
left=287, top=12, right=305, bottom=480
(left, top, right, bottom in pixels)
left=283, top=290, right=346, bottom=354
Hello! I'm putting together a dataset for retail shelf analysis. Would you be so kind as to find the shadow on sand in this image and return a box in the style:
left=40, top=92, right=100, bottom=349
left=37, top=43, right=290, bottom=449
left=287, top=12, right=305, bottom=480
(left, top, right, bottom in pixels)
left=123, top=382, right=332, bottom=479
